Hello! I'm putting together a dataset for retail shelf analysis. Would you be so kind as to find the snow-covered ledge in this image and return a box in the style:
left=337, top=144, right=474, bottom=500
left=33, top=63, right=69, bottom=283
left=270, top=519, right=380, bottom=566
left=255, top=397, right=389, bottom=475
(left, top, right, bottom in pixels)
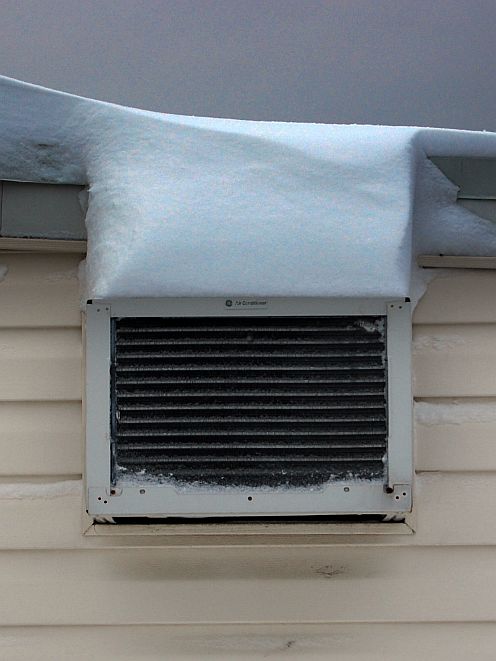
left=1, top=75, right=496, bottom=304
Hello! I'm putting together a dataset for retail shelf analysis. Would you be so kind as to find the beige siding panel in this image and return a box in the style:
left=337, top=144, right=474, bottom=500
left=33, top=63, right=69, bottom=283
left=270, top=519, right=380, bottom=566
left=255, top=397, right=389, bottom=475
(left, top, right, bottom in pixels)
left=417, top=427, right=496, bottom=472
left=415, top=398, right=496, bottom=472
left=0, top=491, right=84, bottom=550
left=1, top=623, right=496, bottom=661
left=413, top=473, right=496, bottom=545
left=1, top=474, right=496, bottom=549
left=0, top=402, right=82, bottom=476
left=0, top=328, right=81, bottom=401
left=0, top=546, right=495, bottom=624
left=413, top=324, right=496, bottom=397
left=0, top=253, right=81, bottom=327
left=413, top=271, right=496, bottom=325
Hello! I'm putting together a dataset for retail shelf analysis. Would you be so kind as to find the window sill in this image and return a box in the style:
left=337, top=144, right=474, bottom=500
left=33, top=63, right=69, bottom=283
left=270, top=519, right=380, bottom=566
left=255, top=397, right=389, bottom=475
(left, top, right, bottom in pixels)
left=86, top=521, right=414, bottom=538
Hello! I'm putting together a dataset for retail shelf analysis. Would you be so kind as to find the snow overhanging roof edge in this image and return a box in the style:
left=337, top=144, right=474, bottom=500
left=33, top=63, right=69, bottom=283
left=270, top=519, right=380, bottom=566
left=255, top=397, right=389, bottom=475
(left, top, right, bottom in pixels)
left=3, top=74, right=496, bottom=185
left=1, top=75, right=496, bottom=301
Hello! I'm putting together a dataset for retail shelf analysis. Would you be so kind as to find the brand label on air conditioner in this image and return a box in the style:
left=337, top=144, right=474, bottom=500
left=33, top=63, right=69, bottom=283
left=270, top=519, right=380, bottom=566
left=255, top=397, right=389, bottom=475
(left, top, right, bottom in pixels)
left=225, top=298, right=268, bottom=308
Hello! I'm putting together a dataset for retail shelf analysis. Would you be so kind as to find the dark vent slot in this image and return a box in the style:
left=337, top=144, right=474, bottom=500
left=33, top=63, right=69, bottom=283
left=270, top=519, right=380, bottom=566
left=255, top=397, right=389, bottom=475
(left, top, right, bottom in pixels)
left=111, top=316, right=387, bottom=488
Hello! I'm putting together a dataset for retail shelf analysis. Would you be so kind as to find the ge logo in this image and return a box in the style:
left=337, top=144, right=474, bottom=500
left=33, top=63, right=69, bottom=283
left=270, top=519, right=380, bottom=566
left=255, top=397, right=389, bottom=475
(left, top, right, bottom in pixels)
left=225, top=299, right=233, bottom=307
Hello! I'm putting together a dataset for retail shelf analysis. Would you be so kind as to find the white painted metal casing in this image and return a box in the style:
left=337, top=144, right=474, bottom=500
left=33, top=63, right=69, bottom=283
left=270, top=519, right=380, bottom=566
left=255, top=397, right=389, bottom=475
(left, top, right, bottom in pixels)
left=85, top=297, right=412, bottom=518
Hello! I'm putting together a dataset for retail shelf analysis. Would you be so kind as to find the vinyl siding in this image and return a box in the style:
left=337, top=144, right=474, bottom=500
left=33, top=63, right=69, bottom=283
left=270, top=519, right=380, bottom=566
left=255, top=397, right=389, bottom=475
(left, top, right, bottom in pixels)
left=2, top=623, right=496, bottom=661
left=0, top=253, right=495, bottom=659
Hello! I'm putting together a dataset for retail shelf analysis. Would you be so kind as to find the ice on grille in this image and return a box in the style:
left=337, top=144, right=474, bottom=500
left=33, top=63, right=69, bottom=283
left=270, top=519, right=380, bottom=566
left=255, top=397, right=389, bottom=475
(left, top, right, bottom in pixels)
left=1, top=75, right=496, bottom=301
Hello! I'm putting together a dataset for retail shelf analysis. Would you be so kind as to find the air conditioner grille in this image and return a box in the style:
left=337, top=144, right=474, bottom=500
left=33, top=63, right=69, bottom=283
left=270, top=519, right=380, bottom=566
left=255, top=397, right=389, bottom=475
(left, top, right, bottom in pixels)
left=111, top=316, right=387, bottom=487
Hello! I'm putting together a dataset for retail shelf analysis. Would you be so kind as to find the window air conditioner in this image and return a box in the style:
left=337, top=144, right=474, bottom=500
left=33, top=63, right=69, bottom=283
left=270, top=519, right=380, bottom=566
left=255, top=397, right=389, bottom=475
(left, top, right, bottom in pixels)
left=85, top=297, right=412, bottom=519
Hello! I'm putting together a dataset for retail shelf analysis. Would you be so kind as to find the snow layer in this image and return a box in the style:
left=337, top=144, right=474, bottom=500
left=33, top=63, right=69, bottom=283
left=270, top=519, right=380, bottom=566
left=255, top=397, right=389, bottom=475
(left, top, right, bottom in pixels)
left=1, top=76, right=496, bottom=300
left=415, top=400, right=496, bottom=426
left=0, top=480, right=82, bottom=500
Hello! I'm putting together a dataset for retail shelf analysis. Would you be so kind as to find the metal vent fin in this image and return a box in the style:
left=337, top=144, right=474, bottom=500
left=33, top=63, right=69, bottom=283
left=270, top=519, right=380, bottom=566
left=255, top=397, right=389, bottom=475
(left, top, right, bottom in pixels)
left=111, top=316, right=387, bottom=488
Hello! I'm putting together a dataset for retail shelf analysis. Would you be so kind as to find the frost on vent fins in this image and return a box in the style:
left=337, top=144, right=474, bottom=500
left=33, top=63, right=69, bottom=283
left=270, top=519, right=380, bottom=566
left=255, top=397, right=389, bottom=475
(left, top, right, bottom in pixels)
left=111, top=316, right=387, bottom=489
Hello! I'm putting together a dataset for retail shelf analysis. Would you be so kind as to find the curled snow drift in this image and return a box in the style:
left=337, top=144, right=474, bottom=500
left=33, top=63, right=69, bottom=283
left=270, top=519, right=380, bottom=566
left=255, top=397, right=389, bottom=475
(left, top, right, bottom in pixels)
left=1, top=76, right=496, bottom=300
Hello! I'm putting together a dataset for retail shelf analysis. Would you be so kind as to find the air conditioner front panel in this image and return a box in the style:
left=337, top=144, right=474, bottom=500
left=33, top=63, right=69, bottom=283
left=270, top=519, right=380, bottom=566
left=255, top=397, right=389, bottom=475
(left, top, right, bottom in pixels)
left=86, top=298, right=412, bottom=517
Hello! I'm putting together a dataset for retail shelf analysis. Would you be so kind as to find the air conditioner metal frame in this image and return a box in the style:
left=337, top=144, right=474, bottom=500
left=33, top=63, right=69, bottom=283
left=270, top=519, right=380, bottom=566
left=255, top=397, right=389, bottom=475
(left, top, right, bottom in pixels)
left=85, top=297, right=413, bottom=518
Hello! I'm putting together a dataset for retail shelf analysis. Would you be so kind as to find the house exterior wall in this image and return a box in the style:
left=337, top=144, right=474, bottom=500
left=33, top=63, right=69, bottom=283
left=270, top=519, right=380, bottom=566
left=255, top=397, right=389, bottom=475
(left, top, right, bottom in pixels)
left=0, top=251, right=495, bottom=659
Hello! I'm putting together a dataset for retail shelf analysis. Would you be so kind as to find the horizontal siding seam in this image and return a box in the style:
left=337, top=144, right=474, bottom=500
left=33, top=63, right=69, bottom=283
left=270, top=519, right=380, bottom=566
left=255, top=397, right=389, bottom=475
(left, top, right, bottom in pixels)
left=2, top=618, right=496, bottom=626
